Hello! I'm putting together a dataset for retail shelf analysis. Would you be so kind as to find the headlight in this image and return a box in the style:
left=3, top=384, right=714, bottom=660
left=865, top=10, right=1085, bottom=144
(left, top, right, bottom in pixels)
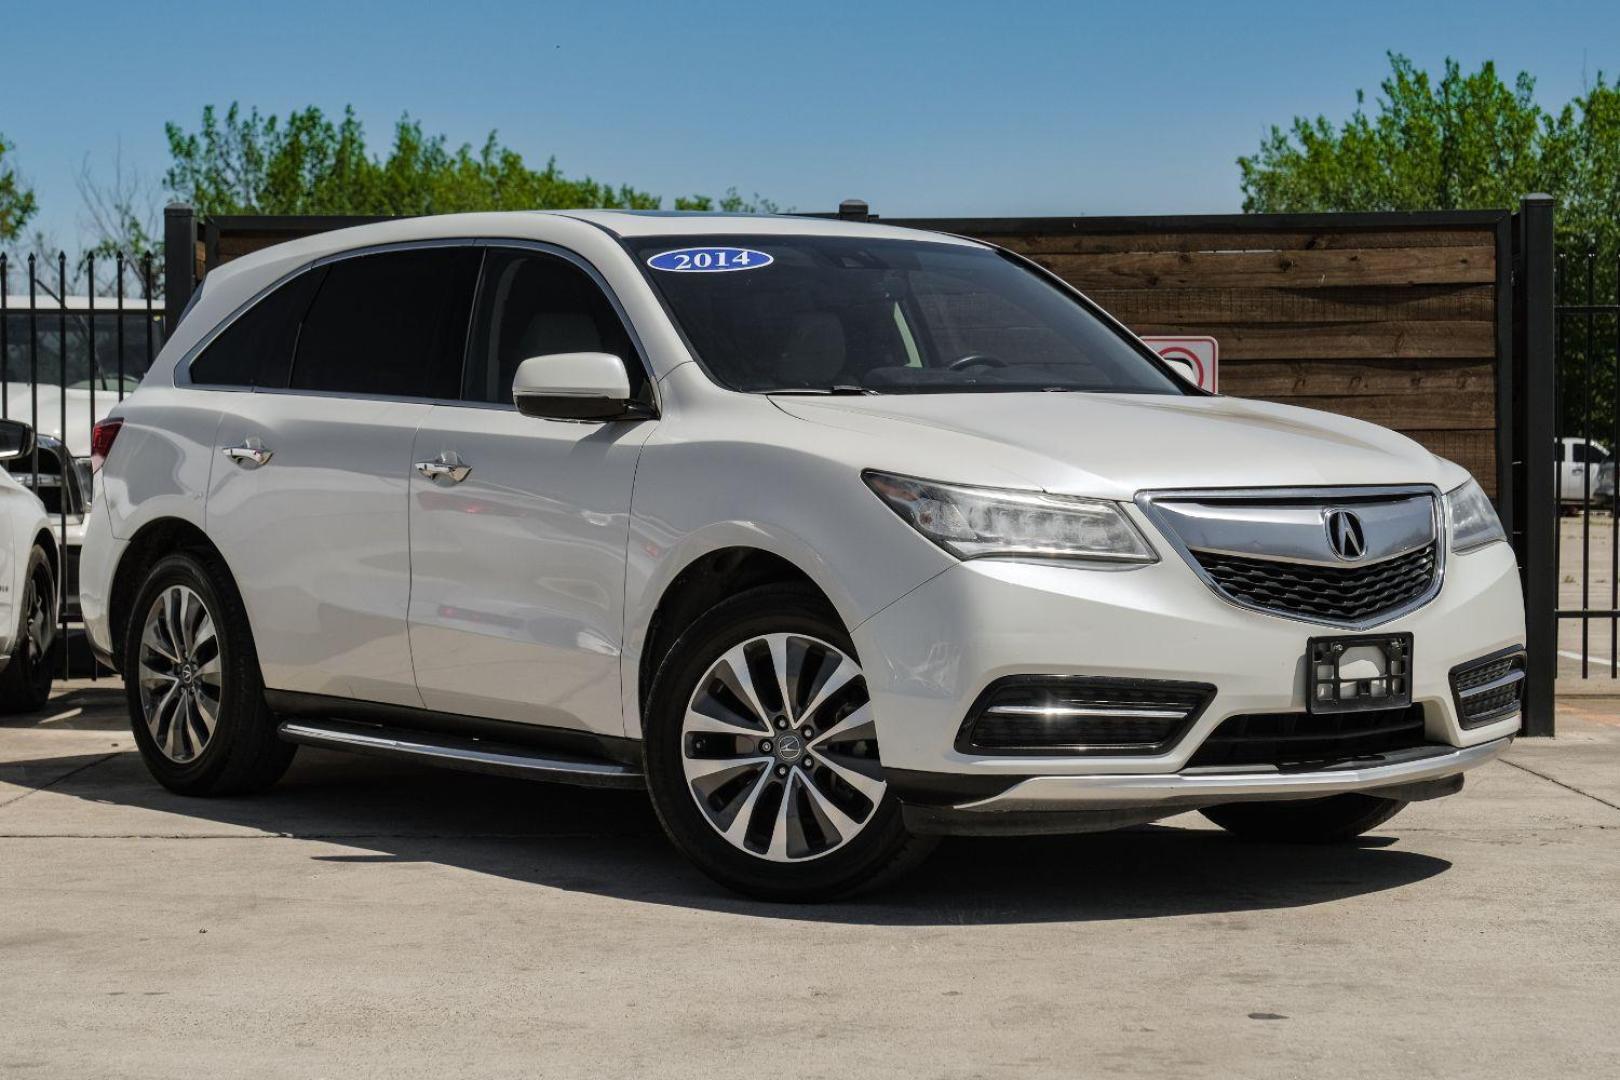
left=1445, top=478, right=1505, bottom=553
left=863, top=470, right=1156, bottom=563
left=73, top=457, right=94, bottom=508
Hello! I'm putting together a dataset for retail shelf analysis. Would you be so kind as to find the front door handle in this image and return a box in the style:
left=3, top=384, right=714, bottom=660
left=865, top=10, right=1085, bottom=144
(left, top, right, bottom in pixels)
left=415, top=453, right=472, bottom=485
left=221, top=438, right=273, bottom=468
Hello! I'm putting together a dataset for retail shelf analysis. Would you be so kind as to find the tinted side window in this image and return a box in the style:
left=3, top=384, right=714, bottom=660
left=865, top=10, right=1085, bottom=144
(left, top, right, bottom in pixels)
left=463, top=249, right=644, bottom=405
left=290, top=247, right=482, bottom=398
left=190, top=268, right=325, bottom=388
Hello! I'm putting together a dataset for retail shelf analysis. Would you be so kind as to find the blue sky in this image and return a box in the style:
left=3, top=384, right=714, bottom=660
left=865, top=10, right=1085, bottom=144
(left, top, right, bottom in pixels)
left=4, top=0, right=1618, bottom=248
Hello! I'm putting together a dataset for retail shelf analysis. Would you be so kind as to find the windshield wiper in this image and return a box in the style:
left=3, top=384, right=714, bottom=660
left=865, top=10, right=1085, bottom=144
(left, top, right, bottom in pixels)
left=768, top=385, right=878, bottom=396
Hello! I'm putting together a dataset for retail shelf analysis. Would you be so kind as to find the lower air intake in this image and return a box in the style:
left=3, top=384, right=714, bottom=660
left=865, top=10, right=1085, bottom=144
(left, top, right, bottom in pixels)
left=1186, top=704, right=1430, bottom=770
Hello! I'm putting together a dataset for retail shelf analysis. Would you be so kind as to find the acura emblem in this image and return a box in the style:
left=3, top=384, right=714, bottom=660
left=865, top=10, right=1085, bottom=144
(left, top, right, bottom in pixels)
left=775, top=733, right=803, bottom=763
left=1325, top=509, right=1367, bottom=561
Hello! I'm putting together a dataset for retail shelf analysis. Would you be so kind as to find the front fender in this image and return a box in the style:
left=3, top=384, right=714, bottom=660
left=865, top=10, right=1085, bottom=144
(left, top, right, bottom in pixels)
left=619, top=424, right=956, bottom=738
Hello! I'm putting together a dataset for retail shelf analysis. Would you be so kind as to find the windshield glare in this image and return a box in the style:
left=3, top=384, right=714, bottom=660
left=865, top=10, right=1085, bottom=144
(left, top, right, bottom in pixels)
left=627, top=234, right=1185, bottom=396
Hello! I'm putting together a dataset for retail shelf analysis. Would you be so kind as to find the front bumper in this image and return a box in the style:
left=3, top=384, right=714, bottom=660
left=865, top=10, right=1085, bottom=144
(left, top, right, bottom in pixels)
left=900, top=739, right=1508, bottom=835
left=851, top=524, right=1526, bottom=826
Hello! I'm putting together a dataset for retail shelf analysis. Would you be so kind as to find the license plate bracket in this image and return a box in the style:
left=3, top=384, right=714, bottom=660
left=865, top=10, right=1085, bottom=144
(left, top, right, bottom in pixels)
left=1306, top=633, right=1413, bottom=714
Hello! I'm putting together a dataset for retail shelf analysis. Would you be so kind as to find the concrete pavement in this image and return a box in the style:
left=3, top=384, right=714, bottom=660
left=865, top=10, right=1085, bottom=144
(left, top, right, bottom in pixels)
left=3, top=682, right=1618, bottom=1079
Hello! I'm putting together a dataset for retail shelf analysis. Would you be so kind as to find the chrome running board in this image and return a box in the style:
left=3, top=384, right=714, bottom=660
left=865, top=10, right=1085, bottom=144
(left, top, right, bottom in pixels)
left=278, top=719, right=645, bottom=789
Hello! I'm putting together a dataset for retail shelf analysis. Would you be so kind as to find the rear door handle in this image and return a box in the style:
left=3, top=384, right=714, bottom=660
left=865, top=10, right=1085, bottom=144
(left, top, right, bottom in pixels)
left=221, top=439, right=272, bottom=468
left=415, top=453, right=471, bottom=484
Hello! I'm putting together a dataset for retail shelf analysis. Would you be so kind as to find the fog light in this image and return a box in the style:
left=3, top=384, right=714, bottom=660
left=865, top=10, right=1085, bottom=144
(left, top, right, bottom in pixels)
left=1450, top=648, right=1526, bottom=729
left=956, top=676, right=1214, bottom=755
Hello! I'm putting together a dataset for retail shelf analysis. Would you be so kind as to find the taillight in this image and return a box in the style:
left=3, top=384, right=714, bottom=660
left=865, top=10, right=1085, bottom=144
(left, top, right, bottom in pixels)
left=90, top=418, right=123, bottom=472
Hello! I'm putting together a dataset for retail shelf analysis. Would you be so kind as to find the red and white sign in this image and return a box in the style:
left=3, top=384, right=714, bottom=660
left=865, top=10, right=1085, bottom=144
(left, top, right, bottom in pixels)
left=1141, top=335, right=1218, bottom=392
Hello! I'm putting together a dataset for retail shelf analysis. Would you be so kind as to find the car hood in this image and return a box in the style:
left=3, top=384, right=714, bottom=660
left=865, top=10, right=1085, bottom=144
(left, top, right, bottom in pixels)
left=770, top=391, right=1463, bottom=499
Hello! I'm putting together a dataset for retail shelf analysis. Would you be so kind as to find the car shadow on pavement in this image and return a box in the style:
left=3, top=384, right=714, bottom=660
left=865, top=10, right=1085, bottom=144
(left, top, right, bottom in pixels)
left=2, top=723, right=1452, bottom=925
left=0, top=682, right=132, bottom=731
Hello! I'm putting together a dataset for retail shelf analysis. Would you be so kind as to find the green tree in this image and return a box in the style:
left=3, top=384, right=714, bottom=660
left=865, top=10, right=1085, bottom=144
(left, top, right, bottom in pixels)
left=1238, top=53, right=1620, bottom=252
left=164, top=104, right=762, bottom=216
left=0, top=132, right=38, bottom=241
left=675, top=188, right=782, bottom=214
left=1240, top=53, right=1620, bottom=445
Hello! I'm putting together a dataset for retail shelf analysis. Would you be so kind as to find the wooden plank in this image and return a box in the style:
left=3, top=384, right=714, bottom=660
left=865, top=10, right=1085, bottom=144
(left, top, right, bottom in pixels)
left=1398, top=430, right=1498, bottom=497
left=1128, top=320, right=1495, bottom=360
left=1036, top=246, right=1496, bottom=290
left=978, top=228, right=1495, bottom=256
left=216, top=233, right=290, bottom=263
left=1216, top=358, right=1496, bottom=398
left=1089, top=284, right=1495, bottom=325
left=1244, top=391, right=1494, bottom=431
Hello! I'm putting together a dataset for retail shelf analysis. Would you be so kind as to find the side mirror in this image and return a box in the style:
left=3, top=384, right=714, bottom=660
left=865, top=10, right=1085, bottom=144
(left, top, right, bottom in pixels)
left=0, top=419, right=35, bottom=462
left=511, top=353, right=652, bottom=422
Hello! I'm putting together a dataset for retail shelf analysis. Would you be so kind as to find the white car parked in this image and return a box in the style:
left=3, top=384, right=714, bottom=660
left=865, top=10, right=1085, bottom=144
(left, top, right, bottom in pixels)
left=80, top=212, right=1526, bottom=899
left=1, top=293, right=163, bottom=618
left=0, top=419, right=60, bottom=713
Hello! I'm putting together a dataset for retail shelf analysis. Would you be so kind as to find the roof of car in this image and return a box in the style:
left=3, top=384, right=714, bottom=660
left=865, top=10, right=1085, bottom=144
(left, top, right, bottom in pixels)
left=550, top=209, right=983, bottom=245
left=196, top=210, right=987, bottom=298
left=0, top=293, right=162, bottom=313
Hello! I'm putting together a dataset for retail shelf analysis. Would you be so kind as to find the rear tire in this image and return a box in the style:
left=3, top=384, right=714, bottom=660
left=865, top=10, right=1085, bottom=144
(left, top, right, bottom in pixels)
left=1200, top=793, right=1407, bottom=843
left=0, top=545, right=56, bottom=714
left=643, top=583, right=935, bottom=901
left=123, top=551, right=295, bottom=795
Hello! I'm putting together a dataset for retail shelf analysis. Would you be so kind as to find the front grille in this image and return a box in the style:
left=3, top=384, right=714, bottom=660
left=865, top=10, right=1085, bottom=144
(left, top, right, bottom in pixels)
left=1186, top=704, right=1429, bottom=769
left=1450, top=650, right=1526, bottom=728
left=1193, top=544, right=1437, bottom=624
left=957, top=676, right=1214, bottom=755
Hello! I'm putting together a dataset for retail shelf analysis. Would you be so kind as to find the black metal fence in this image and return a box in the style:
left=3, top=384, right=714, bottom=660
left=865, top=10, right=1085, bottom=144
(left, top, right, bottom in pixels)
left=1551, top=243, right=1620, bottom=678
left=0, top=250, right=166, bottom=677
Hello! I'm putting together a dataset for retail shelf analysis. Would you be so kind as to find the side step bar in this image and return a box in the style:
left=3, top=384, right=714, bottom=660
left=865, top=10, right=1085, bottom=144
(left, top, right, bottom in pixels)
left=278, top=719, right=645, bottom=789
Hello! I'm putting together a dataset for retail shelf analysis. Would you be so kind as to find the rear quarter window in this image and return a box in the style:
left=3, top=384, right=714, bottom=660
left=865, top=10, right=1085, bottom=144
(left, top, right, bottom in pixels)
left=190, top=268, right=326, bottom=388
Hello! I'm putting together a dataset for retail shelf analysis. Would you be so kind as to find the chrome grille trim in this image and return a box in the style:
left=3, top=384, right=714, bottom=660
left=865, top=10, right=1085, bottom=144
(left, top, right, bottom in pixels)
left=1136, top=485, right=1446, bottom=630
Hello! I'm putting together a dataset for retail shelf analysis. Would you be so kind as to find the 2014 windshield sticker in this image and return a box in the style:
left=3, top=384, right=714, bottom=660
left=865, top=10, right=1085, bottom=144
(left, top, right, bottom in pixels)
left=647, top=247, right=774, bottom=272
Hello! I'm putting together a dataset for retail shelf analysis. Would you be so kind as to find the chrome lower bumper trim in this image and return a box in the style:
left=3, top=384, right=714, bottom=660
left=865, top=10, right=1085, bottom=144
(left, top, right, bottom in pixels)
left=952, top=735, right=1513, bottom=813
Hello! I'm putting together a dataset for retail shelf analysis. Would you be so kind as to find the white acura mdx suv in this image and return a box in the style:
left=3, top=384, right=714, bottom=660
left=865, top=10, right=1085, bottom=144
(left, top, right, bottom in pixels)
left=80, top=212, right=1526, bottom=900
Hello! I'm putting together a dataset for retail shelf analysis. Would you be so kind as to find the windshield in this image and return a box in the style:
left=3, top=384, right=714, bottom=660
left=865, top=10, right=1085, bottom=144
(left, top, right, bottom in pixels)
left=626, top=234, right=1185, bottom=395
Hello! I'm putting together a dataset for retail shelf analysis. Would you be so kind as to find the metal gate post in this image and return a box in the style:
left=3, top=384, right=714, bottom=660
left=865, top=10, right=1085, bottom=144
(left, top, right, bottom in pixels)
left=163, top=203, right=197, bottom=331
left=1518, top=194, right=1557, bottom=736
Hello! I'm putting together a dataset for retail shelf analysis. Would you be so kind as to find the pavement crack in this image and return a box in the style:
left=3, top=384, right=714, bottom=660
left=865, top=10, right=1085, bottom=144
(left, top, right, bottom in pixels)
left=0, top=751, right=122, bottom=811
left=1501, top=757, right=1620, bottom=814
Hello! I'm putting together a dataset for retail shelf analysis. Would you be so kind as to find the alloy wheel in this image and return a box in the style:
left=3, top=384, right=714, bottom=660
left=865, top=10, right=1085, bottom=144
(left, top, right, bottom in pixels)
left=137, top=584, right=222, bottom=763
left=681, top=633, right=885, bottom=862
left=21, top=563, right=54, bottom=672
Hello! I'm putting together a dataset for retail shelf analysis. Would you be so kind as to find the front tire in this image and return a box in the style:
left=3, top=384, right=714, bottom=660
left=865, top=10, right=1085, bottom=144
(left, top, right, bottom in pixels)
left=643, top=584, right=934, bottom=901
left=123, top=551, right=295, bottom=795
left=1200, top=793, right=1407, bottom=843
left=0, top=544, right=57, bottom=714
